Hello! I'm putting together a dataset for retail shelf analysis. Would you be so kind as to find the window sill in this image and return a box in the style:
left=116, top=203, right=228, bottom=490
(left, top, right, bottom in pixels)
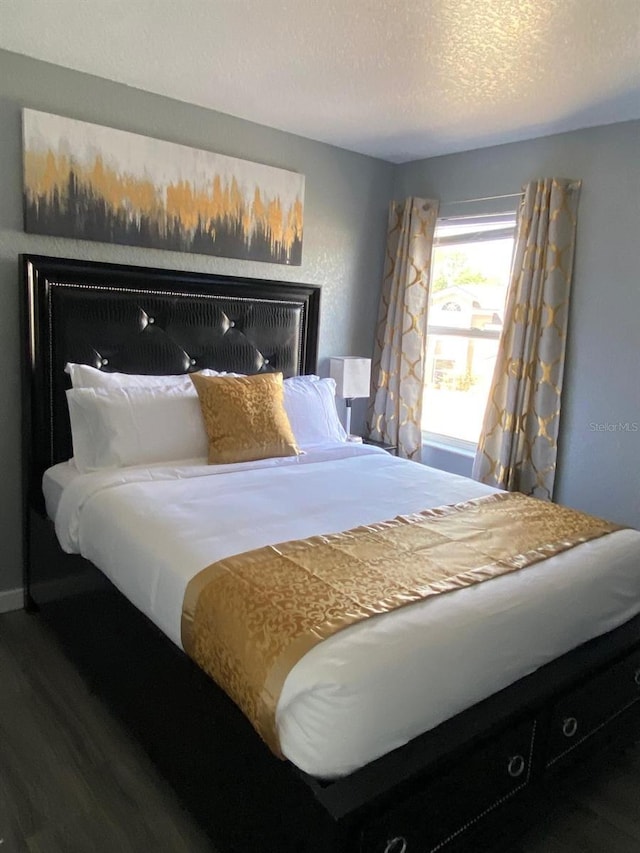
left=421, top=434, right=476, bottom=477
left=423, top=437, right=476, bottom=459
left=422, top=432, right=476, bottom=458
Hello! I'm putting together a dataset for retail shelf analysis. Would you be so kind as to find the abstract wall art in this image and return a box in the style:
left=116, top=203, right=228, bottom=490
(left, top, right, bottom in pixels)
left=22, top=109, right=304, bottom=265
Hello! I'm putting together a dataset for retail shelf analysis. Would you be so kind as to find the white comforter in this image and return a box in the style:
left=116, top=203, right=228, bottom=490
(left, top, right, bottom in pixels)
left=51, top=444, right=640, bottom=777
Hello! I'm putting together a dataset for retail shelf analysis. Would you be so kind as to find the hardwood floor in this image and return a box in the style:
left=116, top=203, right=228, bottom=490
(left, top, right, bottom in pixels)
left=508, top=750, right=640, bottom=853
left=1, top=608, right=639, bottom=853
left=0, top=609, right=212, bottom=853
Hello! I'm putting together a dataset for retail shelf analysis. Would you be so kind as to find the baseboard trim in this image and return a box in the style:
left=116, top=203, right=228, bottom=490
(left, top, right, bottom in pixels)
left=0, top=587, right=24, bottom=614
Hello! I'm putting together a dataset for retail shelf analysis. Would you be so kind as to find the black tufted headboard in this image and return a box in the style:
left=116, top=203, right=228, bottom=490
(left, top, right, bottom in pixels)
left=22, top=255, right=320, bottom=506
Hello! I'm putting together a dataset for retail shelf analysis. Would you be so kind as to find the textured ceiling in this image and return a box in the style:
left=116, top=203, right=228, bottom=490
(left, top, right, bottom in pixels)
left=1, top=0, right=639, bottom=162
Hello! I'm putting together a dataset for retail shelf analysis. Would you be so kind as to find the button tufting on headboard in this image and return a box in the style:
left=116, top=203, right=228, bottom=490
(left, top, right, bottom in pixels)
left=22, top=255, right=320, bottom=506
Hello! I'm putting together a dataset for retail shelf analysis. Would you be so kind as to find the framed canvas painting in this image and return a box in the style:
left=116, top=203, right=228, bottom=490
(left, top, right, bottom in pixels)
left=22, top=109, right=304, bottom=265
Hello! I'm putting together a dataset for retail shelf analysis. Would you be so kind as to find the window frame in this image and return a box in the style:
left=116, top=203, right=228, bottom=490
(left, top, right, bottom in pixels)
left=422, top=212, right=516, bottom=451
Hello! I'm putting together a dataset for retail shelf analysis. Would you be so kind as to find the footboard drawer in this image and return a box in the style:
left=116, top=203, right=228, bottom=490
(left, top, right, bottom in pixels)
left=546, top=647, right=640, bottom=768
left=358, top=718, right=536, bottom=853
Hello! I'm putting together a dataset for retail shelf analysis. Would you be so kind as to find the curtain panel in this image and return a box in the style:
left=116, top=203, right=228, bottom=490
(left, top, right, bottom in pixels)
left=368, top=197, right=439, bottom=459
left=473, top=178, right=581, bottom=499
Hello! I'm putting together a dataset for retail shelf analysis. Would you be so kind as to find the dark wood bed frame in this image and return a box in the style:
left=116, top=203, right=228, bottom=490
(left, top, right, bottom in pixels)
left=21, top=254, right=640, bottom=853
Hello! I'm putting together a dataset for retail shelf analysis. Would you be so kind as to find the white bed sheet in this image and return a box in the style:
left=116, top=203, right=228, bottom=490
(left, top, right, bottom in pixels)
left=43, top=460, right=82, bottom=520
left=50, top=444, right=640, bottom=778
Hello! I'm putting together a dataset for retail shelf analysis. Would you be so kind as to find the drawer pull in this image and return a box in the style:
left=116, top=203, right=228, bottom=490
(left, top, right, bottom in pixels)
left=384, top=838, right=407, bottom=853
left=507, top=754, right=526, bottom=778
left=634, top=668, right=640, bottom=687
left=562, top=716, right=578, bottom=738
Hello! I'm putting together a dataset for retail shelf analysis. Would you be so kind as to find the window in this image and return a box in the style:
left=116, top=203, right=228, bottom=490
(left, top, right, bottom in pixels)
left=423, top=214, right=516, bottom=447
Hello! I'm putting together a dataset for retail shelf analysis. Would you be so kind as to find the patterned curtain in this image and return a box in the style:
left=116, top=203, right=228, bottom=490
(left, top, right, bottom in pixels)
left=472, top=178, right=581, bottom=499
left=368, top=197, right=439, bottom=459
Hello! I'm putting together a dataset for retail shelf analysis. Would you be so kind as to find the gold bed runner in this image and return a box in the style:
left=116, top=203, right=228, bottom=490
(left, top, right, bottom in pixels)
left=181, top=492, right=622, bottom=755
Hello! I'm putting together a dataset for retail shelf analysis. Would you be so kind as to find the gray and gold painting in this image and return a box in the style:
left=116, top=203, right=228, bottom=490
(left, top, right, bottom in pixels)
left=23, top=109, right=304, bottom=265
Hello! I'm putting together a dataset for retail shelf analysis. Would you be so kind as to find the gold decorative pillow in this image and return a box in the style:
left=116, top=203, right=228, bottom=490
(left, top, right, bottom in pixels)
left=190, top=372, right=300, bottom=464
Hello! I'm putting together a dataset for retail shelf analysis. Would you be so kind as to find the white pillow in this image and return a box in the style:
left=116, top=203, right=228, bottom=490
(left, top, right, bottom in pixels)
left=65, top=371, right=341, bottom=470
left=66, top=385, right=208, bottom=472
left=283, top=374, right=320, bottom=386
left=65, top=363, right=233, bottom=390
left=283, top=377, right=347, bottom=447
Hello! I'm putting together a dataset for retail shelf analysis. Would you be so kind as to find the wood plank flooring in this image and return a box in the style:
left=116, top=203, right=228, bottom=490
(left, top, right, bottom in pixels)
left=0, top=609, right=212, bottom=853
left=1, top=609, right=639, bottom=853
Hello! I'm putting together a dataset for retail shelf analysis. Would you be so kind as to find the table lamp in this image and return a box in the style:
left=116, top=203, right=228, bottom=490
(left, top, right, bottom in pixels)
left=329, top=356, right=372, bottom=437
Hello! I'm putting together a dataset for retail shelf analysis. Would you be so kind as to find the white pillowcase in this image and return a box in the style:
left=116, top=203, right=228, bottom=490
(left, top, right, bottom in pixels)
left=65, top=370, right=345, bottom=472
left=283, top=374, right=319, bottom=386
left=67, top=385, right=208, bottom=473
left=283, top=377, right=347, bottom=447
left=65, top=363, right=232, bottom=391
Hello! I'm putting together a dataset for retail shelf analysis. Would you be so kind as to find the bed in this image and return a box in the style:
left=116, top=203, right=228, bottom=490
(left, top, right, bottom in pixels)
left=22, top=255, right=640, bottom=853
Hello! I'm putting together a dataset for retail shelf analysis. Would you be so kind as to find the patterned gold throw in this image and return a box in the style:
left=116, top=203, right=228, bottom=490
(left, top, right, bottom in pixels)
left=181, top=492, right=621, bottom=755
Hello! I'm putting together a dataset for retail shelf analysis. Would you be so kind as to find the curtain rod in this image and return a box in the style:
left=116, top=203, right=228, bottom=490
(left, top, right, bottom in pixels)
left=441, top=192, right=521, bottom=205
left=437, top=212, right=516, bottom=223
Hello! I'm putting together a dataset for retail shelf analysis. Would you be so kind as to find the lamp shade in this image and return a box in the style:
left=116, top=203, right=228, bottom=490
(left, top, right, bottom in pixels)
left=329, top=357, right=371, bottom=399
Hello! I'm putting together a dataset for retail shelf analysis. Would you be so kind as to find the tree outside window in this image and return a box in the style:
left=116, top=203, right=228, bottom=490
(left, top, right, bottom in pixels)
left=423, top=216, right=515, bottom=446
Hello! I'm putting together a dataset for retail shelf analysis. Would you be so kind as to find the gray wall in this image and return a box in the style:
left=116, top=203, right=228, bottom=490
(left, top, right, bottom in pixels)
left=0, top=49, right=394, bottom=602
left=2, top=48, right=637, bottom=603
left=396, top=121, right=640, bottom=528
